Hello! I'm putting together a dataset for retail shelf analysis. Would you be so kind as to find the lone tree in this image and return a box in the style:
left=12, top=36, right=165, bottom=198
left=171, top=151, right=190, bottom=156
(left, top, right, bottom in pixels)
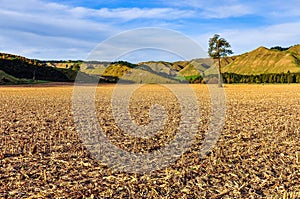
left=208, top=34, right=233, bottom=87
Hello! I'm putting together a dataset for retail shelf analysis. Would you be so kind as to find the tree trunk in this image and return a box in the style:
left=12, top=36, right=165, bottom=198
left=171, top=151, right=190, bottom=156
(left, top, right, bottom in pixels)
left=33, top=70, right=36, bottom=81
left=218, top=58, right=222, bottom=87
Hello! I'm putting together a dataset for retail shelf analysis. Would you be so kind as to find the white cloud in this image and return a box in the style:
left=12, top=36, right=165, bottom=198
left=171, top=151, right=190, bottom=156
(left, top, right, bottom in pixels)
left=224, top=22, right=300, bottom=54
left=0, top=0, right=195, bottom=21
left=195, top=22, right=300, bottom=55
left=1, top=0, right=300, bottom=61
left=0, top=0, right=199, bottom=59
left=246, top=0, right=300, bottom=18
left=158, top=0, right=253, bottom=18
left=0, top=28, right=95, bottom=60
left=88, top=28, right=207, bottom=62
left=201, top=4, right=252, bottom=19
left=93, top=8, right=194, bottom=20
left=64, top=4, right=196, bottom=20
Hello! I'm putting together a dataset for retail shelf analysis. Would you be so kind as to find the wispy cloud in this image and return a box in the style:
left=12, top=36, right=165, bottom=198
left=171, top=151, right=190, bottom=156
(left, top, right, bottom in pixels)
left=0, top=0, right=198, bottom=59
left=1, top=0, right=300, bottom=60
left=66, top=7, right=195, bottom=20
left=0, top=0, right=119, bottom=59
left=91, top=8, right=195, bottom=20
left=158, top=0, right=253, bottom=18
left=88, top=28, right=207, bottom=62
left=200, top=4, right=252, bottom=19
left=225, top=22, right=300, bottom=53
left=196, top=21, right=300, bottom=55
left=0, top=27, right=94, bottom=60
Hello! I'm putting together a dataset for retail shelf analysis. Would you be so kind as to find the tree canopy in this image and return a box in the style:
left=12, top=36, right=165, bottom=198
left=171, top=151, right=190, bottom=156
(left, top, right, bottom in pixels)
left=208, top=34, right=233, bottom=59
left=208, top=34, right=233, bottom=87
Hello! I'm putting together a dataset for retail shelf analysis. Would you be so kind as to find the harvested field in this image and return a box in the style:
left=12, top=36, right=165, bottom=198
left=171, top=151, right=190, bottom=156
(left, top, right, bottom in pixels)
left=0, top=84, right=299, bottom=198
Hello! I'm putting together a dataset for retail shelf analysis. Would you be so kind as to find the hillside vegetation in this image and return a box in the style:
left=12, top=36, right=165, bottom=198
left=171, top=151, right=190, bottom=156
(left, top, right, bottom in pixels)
left=0, top=70, right=22, bottom=84
left=0, top=53, right=96, bottom=84
left=82, top=60, right=211, bottom=83
left=222, top=45, right=300, bottom=74
left=82, top=45, right=300, bottom=83
left=1, top=44, right=300, bottom=84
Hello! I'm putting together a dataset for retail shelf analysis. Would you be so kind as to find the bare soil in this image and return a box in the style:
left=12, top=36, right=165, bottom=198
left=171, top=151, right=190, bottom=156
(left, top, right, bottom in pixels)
left=0, top=84, right=299, bottom=198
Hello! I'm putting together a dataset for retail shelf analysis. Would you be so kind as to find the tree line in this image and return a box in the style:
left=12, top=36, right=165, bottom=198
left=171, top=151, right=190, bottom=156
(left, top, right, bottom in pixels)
left=221, top=72, right=300, bottom=84
left=207, top=34, right=300, bottom=84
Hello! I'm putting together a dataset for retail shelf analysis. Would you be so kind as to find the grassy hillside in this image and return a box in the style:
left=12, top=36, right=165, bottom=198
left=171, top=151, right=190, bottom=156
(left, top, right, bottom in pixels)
left=138, top=61, right=176, bottom=76
left=0, top=70, right=50, bottom=85
left=83, top=61, right=182, bottom=83
left=0, top=52, right=98, bottom=83
left=120, top=68, right=179, bottom=83
left=222, top=45, right=300, bottom=74
left=44, top=61, right=83, bottom=69
left=179, top=63, right=201, bottom=76
left=78, top=45, right=300, bottom=83
left=103, top=63, right=133, bottom=77
left=0, top=53, right=73, bottom=82
left=0, top=70, right=21, bottom=84
left=287, top=45, right=300, bottom=61
left=2, top=44, right=300, bottom=84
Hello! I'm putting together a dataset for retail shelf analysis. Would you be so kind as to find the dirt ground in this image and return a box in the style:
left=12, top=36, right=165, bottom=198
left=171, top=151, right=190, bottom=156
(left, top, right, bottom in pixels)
left=0, top=84, right=299, bottom=198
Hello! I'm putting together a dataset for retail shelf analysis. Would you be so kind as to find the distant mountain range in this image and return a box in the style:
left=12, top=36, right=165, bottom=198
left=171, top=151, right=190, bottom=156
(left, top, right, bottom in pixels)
left=1, top=44, right=300, bottom=84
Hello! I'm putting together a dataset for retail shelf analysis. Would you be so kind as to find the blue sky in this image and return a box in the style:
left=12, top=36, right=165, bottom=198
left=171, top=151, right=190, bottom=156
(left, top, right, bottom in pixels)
left=1, top=0, right=300, bottom=61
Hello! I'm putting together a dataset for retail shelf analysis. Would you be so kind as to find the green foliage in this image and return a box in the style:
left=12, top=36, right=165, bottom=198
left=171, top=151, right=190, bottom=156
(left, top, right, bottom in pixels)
left=0, top=70, right=49, bottom=85
left=0, top=53, right=71, bottom=83
left=222, top=72, right=300, bottom=83
left=0, top=55, right=73, bottom=82
left=2, top=50, right=300, bottom=85
left=0, top=70, right=20, bottom=84
left=72, top=63, right=81, bottom=71
left=184, top=75, right=203, bottom=83
left=208, top=34, right=233, bottom=59
left=270, top=46, right=290, bottom=51
left=291, top=53, right=300, bottom=65
left=10, top=57, right=18, bottom=61
left=208, top=34, right=233, bottom=87
left=111, top=61, right=137, bottom=68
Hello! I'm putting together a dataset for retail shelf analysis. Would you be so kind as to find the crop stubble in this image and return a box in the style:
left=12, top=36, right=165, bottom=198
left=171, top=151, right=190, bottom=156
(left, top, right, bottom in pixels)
left=0, top=84, right=299, bottom=198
